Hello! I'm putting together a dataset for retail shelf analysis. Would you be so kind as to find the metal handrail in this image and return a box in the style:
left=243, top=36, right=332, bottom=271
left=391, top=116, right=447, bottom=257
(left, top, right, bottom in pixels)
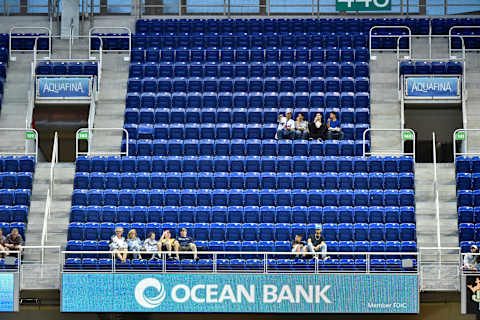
left=369, top=25, right=412, bottom=54
left=61, top=250, right=419, bottom=274
left=453, top=129, right=480, bottom=158
left=432, top=132, right=441, bottom=248
left=88, top=27, right=131, bottom=61
left=0, top=128, right=38, bottom=158
left=75, top=128, right=129, bottom=158
left=362, top=128, right=416, bottom=160
left=8, top=26, right=51, bottom=59
left=449, top=26, right=480, bottom=53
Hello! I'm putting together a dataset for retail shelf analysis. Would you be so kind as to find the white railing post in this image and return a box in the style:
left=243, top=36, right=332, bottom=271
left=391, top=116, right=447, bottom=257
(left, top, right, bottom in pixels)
left=432, top=132, right=441, bottom=249
left=76, top=128, right=129, bottom=158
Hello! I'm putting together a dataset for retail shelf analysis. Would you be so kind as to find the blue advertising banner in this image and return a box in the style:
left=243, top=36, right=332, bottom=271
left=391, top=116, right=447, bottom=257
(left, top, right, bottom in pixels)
left=0, top=273, right=15, bottom=312
left=37, top=77, right=91, bottom=98
left=62, top=273, right=419, bottom=313
left=405, top=76, right=460, bottom=98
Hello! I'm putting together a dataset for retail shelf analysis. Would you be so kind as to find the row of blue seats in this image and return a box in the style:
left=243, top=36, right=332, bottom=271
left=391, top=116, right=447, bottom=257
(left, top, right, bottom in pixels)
left=0, top=156, right=35, bottom=173
left=127, top=76, right=370, bottom=94
left=0, top=33, right=49, bottom=51
left=130, top=47, right=370, bottom=63
left=127, top=61, right=370, bottom=78
left=457, top=190, right=480, bottom=207
left=130, top=33, right=372, bottom=50
left=124, top=93, right=371, bottom=112
left=75, top=156, right=414, bottom=173
left=64, top=257, right=417, bottom=271
left=35, top=62, right=98, bottom=76
left=0, top=172, right=33, bottom=189
left=0, top=206, right=28, bottom=223
left=458, top=223, right=480, bottom=241
left=125, top=110, right=368, bottom=128
left=69, top=205, right=416, bottom=224
left=0, top=222, right=26, bottom=238
left=121, top=139, right=371, bottom=157
left=134, top=18, right=433, bottom=34
left=0, top=190, right=31, bottom=206
left=67, top=221, right=416, bottom=242
left=399, top=61, right=462, bottom=75
left=0, top=62, right=5, bottom=79
left=458, top=207, right=480, bottom=224
left=125, top=124, right=368, bottom=141
left=457, top=173, right=480, bottom=190
left=74, top=172, right=414, bottom=190
left=0, top=48, right=8, bottom=63
left=66, top=240, right=416, bottom=257
left=461, top=241, right=480, bottom=253
left=456, top=157, right=480, bottom=173
left=129, top=61, right=369, bottom=79
left=71, top=188, right=415, bottom=208
left=451, top=33, right=480, bottom=49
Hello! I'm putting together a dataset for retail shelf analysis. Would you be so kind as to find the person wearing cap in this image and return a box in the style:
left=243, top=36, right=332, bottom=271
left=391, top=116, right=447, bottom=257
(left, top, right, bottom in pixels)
left=462, top=245, right=480, bottom=271
left=276, top=109, right=296, bottom=140
left=327, top=112, right=344, bottom=140
left=307, top=225, right=328, bottom=260
left=295, top=113, right=309, bottom=140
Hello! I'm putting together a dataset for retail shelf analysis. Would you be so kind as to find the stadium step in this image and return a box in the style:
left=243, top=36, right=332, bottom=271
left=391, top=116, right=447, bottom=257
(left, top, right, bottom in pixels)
left=369, top=52, right=402, bottom=155
left=415, top=163, right=458, bottom=249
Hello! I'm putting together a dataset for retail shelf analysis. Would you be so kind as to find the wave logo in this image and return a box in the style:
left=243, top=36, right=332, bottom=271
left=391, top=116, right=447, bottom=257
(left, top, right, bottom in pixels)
left=134, top=278, right=166, bottom=309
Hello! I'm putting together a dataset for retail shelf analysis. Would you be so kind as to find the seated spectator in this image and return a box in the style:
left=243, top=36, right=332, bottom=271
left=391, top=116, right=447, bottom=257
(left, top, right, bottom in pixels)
left=307, top=225, right=328, bottom=260
left=276, top=109, right=295, bottom=140
left=143, top=232, right=161, bottom=260
left=295, top=113, right=309, bottom=140
left=0, top=229, right=7, bottom=258
left=159, top=230, right=175, bottom=259
left=462, top=245, right=479, bottom=271
left=327, top=112, right=344, bottom=140
left=291, top=234, right=306, bottom=258
left=4, top=228, right=23, bottom=258
left=109, top=227, right=128, bottom=263
left=127, top=229, right=143, bottom=259
left=174, top=228, right=198, bottom=260
left=309, top=113, right=328, bottom=141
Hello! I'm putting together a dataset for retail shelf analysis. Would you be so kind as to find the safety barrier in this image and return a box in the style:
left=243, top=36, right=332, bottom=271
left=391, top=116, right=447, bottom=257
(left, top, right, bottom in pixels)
left=369, top=26, right=412, bottom=54
left=88, top=27, right=131, bottom=61
left=0, top=128, right=38, bottom=158
left=362, top=128, right=415, bottom=160
left=449, top=26, right=480, bottom=53
left=8, top=26, right=51, bottom=59
left=75, top=128, right=129, bottom=158
left=453, top=129, right=480, bottom=158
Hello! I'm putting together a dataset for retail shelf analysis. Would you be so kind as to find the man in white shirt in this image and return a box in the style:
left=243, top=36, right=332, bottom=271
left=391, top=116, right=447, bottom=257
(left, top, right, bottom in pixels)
left=276, top=109, right=295, bottom=140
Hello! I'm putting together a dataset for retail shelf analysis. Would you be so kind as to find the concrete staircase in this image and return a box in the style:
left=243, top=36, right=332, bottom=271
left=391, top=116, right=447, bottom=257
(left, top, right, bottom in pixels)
left=90, top=54, right=129, bottom=152
left=369, top=52, right=402, bottom=154
left=464, top=52, right=480, bottom=151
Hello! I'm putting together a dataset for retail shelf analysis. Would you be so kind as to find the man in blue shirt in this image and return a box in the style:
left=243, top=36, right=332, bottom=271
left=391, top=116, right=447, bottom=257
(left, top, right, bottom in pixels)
left=327, top=112, right=344, bottom=140
left=174, top=228, right=198, bottom=260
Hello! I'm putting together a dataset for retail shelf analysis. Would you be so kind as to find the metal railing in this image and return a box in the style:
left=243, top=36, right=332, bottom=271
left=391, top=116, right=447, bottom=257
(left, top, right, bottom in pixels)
left=61, top=250, right=419, bottom=274
left=25, top=61, right=36, bottom=129
left=88, top=27, right=131, bottom=61
left=432, top=132, right=441, bottom=249
left=8, top=26, right=51, bottom=59
left=75, top=128, right=129, bottom=158
left=449, top=26, right=480, bottom=53
left=453, top=129, right=480, bottom=158
left=369, top=25, right=412, bottom=54
left=40, top=132, right=58, bottom=263
left=0, top=128, right=38, bottom=158
left=362, top=128, right=416, bottom=160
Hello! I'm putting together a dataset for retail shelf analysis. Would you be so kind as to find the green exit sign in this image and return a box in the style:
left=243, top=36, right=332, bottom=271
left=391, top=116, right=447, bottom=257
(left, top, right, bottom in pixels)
left=336, top=0, right=391, bottom=11
left=77, top=131, right=89, bottom=140
left=402, top=131, right=414, bottom=141
left=455, top=131, right=466, bottom=141
left=25, top=130, right=36, bottom=140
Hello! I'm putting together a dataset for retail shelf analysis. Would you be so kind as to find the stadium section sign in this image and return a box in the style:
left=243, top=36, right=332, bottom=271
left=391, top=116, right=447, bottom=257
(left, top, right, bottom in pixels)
left=62, top=273, right=418, bottom=313
left=36, top=77, right=92, bottom=99
left=405, top=76, right=460, bottom=99
left=336, top=0, right=391, bottom=11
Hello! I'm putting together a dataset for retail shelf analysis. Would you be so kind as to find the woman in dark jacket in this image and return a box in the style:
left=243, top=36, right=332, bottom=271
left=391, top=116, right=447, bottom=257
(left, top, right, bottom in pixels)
left=309, top=113, right=328, bottom=141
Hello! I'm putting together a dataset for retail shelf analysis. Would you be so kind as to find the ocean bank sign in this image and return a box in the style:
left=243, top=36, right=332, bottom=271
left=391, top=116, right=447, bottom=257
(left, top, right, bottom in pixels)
left=405, top=76, right=460, bottom=99
left=36, top=77, right=92, bottom=99
left=61, top=273, right=418, bottom=313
